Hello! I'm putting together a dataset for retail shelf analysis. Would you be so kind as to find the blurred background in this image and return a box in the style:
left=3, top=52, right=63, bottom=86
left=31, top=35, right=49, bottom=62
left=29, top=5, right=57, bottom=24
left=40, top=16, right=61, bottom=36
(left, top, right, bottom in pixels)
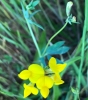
left=0, top=0, right=87, bottom=100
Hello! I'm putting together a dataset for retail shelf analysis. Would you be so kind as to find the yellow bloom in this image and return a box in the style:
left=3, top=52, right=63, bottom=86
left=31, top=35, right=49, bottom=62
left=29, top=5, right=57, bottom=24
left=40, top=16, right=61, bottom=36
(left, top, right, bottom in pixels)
left=49, top=57, right=67, bottom=73
left=23, top=83, right=38, bottom=98
left=36, top=76, right=53, bottom=98
left=18, top=57, right=66, bottom=98
left=52, top=74, right=64, bottom=85
left=18, top=64, right=45, bottom=83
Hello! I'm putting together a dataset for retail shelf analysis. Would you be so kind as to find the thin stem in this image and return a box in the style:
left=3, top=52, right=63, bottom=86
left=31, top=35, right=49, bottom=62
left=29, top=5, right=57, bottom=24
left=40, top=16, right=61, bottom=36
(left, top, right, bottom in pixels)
left=74, top=0, right=88, bottom=100
left=25, top=18, right=41, bottom=57
left=78, top=22, right=86, bottom=88
left=43, top=22, right=68, bottom=55
left=77, top=0, right=87, bottom=92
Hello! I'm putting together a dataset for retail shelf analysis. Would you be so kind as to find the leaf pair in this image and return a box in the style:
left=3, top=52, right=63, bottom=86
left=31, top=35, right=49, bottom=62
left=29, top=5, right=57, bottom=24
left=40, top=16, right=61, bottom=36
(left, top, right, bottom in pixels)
left=44, top=41, right=70, bottom=56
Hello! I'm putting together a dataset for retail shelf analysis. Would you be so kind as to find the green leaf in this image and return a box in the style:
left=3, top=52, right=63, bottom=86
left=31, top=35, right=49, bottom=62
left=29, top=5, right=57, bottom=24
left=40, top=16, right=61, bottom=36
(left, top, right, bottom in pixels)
left=17, top=31, right=30, bottom=53
left=71, top=87, right=79, bottom=95
left=53, top=85, right=62, bottom=100
left=45, top=46, right=69, bottom=55
left=34, top=31, right=46, bottom=64
left=21, top=3, right=29, bottom=19
left=21, top=3, right=43, bottom=30
left=38, top=31, right=46, bottom=50
left=32, top=0, right=40, bottom=7
left=0, top=85, right=30, bottom=100
left=28, top=19, right=44, bottom=30
left=44, top=41, right=70, bottom=55
left=47, top=41, right=65, bottom=51
left=3, top=55, right=12, bottom=63
left=0, top=23, right=13, bottom=39
left=0, top=34, right=20, bottom=47
left=26, top=0, right=40, bottom=10
left=29, top=10, right=41, bottom=18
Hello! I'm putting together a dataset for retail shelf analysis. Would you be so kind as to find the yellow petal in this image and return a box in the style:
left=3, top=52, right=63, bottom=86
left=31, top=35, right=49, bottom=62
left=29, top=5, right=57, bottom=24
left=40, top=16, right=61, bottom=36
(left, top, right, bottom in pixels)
left=53, top=74, right=64, bottom=85
left=23, top=83, right=38, bottom=98
left=36, top=76, right=53, bottom=89
left=23, top=83, right=27, bottom=88
left=56, top=63, right=67, bottom=73
left=28, top=64, right=44, bottom=75
left=24, top=88, right=31, bottom=98
left=31, top=87, right=38, bottom=95
left=23, top=84, right=31, bottom=98
left=18, top=70, right=31, bottom=80
left=36, top=76, right=45, bottom=89
left=40, top=87, right=49, bottom=98
left=28, top=64, right=45, bottom=83
left=44, top=76, right=53, bottom=88
left=49, top=57, right=57, bottom=73
left=55, top=79, right=64, bottom=85
left=29, top=74, right=42, bottom=83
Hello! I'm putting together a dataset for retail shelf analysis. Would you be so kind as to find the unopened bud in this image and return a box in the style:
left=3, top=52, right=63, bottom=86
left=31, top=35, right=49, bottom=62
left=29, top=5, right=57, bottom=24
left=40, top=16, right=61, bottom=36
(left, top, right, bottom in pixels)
left=66, top=1, right=73, bottom=16
left=71, top=16, right=76, bottom=23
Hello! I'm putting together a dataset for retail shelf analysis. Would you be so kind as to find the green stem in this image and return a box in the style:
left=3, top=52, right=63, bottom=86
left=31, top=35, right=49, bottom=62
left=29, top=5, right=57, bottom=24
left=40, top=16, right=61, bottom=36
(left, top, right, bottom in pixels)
left=25, top=19, right=41, bottom=57
left=77, top=22, right=86, bottom=88
left=43, top=22, right=68, bottom=55
left=77, top=0, right=87, bottom=90
left=74, top=0, right=88, bottom=99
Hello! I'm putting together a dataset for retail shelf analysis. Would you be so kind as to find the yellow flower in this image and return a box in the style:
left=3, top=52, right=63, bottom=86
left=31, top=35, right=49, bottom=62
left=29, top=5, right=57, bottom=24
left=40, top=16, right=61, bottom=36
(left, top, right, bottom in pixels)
left=49, top=57, right=67, bottom=73
left=52, top=74, right=64, bottom=85
left=18, top=57, right=66, bottom=98
left=36, top=76, right=53, bottom=98
left=23, top=83, right=38, bottom=98
left=48, top=57, right=66, bottom=85
left=18, top=64, right=45, bottom=83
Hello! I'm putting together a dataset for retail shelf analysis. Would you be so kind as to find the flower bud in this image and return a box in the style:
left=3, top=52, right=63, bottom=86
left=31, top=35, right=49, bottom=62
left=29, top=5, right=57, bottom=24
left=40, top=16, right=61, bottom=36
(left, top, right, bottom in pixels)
left=66, top=1, right=73, bottom=16
left=71, top=16, right=76, bottom=23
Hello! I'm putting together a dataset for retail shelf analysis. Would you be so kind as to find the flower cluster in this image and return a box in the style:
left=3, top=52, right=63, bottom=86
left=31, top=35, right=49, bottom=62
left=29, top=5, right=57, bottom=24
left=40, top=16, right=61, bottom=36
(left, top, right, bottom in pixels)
left=18, top=57, right=67, bottom=98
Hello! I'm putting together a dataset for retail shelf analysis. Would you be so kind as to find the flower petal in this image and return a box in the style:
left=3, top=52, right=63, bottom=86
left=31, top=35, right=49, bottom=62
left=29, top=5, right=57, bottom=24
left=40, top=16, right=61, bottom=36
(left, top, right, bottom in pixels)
left=23, top=83, right=38, bottom=98
left=28, top=64, right=44, bottom=75
left=56, top=63, right=67, bottom=73
left=55, top=79, right=64, bottom=85
left=36, top=76, right=45, bottom=89
left=36, top=76, right=53, bottom=89
left=52, top=74, right=64, bottom=85
left=18, top=70, right=31, bottom=80
left=40, top=87, right=49, bottom=98
left=31, top=87, right=38, bottom=95
left=49, top=57, right=57, bottom=73
left=23, top=84, right=31, bottom=98
left=28, top=64, right=45, bottom=83
left=45, top=76, right=53, bottom=88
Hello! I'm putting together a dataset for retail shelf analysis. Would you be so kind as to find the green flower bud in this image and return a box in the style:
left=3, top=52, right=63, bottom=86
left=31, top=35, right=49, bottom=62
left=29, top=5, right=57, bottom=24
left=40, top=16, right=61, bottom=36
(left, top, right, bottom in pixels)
left=71, top=16, right=76, bottom=23
left=66, top=1, right=73, bottom=16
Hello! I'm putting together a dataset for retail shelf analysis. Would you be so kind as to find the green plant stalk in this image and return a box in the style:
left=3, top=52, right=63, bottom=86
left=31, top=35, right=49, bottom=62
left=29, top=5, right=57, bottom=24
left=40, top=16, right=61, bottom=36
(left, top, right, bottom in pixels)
left=43, top=22, right=68, bottom=55
left=52, top=85, right=61, bottom=100
left=77, top=0, right=87, bottom=90
left=77, top=22, right=86, bottom=88
left=61, top=56, right=86, bottom=87
left=74, top=0, right=88, bottom=99
left=25, top=18, right=42, bottom=58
